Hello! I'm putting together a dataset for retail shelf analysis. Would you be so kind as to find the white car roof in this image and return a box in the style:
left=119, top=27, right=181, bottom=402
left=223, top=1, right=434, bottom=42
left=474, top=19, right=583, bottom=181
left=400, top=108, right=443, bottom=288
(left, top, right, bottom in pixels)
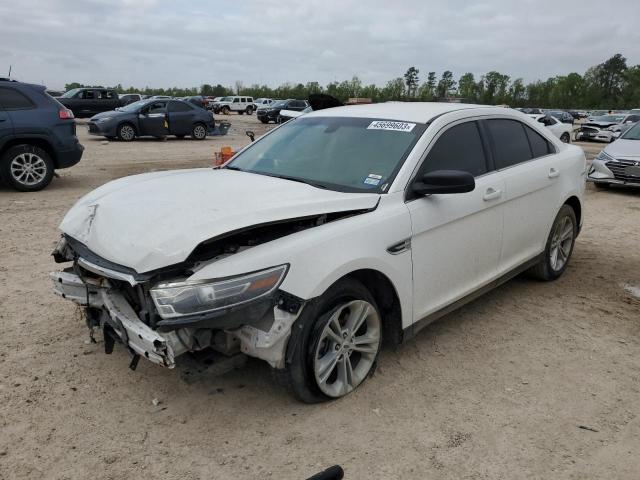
left=304, top=102, right=498, bottom=123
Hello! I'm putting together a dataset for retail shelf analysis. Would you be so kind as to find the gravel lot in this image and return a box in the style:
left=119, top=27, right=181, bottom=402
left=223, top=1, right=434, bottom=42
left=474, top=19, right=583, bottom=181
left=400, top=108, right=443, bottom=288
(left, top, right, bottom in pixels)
left=1, top=115, right=639, bottom=480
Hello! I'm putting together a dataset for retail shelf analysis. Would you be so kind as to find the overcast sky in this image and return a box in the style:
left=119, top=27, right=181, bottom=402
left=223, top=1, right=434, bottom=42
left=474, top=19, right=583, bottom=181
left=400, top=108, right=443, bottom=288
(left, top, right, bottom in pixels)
left=2, top=0, right=640, bottom=91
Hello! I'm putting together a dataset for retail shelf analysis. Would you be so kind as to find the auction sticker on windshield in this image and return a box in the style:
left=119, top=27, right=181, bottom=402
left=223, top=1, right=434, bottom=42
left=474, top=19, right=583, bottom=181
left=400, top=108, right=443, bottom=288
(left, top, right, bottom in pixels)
left=367, top=120, right=416, bottom=132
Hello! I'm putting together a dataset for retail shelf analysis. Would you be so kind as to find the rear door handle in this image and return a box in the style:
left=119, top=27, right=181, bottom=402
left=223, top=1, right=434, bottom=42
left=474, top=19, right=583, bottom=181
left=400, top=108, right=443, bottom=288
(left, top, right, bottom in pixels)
left=483, top=187, right=502, bottom=201
left=548, top=167, right=560, bottom=178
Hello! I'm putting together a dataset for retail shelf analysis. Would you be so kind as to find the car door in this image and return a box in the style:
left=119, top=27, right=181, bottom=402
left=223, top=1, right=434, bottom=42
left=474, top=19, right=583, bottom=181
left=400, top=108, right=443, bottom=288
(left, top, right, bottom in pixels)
left=484, top=118, right=563, bottom=274
left=232, top=97, right=241, bottom=111
left=167, top=101, right=194, bottom=135
left=407, top=120, right=505, bottom=320
left=138, top=101, right=168, bottom=137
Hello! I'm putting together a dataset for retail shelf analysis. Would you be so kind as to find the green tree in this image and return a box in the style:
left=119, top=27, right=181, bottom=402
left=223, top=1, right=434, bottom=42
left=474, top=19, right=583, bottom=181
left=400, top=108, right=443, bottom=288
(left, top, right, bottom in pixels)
left=457, top=73, right=477, bottom=102
left=404, top=67, right=419, bottom=98
left=381, top=78, right=405, bottom=101
left=418, top=72, right=437, bottom=101
left=436, top=71, right=456, bottom=99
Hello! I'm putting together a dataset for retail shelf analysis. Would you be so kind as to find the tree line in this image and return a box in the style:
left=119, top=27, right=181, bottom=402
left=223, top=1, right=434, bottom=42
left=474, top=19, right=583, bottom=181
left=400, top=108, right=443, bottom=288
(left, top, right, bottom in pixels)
left=65, top=53, right=640, bottom=109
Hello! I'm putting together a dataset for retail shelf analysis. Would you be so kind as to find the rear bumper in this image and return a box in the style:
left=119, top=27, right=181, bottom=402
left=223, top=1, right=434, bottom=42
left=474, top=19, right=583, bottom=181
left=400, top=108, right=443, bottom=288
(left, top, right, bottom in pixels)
left=55, top=142, right=84, bottom=169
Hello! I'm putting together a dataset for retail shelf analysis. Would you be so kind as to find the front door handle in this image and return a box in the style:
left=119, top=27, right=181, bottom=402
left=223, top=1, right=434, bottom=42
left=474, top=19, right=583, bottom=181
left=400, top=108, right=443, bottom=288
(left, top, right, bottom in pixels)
left=483, top=187, right=502, bottom=201
left=548, top=167, right=560, bottom=178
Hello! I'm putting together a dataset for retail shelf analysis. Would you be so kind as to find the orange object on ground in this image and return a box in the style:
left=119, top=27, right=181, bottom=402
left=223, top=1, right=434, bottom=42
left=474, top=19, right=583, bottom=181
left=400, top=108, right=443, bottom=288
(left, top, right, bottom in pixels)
left=213, top=146, right=236, bottom=166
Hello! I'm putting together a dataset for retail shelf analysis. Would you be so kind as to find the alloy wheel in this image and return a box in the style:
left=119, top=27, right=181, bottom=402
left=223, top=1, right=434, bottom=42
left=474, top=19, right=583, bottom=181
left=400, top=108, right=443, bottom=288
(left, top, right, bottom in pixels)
left=313, top=300, right=381, bottom=398
left=193, top=125, right=206, bottom=139
left=549, top=215, right=574, bottom=271
left=119, top=125, right=135, bottom=141
left=10, top=153, right=48, bottom=186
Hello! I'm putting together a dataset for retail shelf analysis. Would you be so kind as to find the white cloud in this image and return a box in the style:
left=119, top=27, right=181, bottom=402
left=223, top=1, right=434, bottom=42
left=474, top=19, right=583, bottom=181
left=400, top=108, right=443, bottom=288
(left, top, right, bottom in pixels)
left=1, top=0, right=639, bottom=90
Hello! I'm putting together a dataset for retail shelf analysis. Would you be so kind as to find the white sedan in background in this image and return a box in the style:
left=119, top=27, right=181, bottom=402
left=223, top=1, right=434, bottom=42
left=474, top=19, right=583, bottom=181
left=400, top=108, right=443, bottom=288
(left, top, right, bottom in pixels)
left=529, top=114, right=573, bottom=143
left=588, top=122, right=640, bottom=188
left=51, top=103, right=586, bottom=402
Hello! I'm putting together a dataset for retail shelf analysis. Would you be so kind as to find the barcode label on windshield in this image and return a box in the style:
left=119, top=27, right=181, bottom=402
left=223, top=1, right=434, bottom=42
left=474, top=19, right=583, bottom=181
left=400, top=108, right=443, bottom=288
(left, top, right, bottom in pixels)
left=367, top=121, right=416, bottom=132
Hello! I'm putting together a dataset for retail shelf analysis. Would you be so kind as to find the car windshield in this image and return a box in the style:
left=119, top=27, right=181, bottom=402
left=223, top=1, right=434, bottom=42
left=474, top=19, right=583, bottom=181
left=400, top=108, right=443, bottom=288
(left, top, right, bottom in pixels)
left=117, top=99, right=150, bottom=112
left=61, top=88, right=81, bottom=98
left=620, top=122, right=640, bottom=140
left=595, top=115, right=625, bottom=122
left=220, top=96, right=233, bottom=102
left=226, top=116, right=425, bottom=193
left=271, top=100, right=287, bottom=108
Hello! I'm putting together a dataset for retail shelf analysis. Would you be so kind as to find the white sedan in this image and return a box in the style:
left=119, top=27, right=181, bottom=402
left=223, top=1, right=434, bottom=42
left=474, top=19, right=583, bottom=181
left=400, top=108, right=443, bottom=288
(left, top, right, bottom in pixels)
left=529, top=114, right=573, bottom=143
left=51, top=103, right=586, bottom=402
left=588, top=122, right=640, bottom=188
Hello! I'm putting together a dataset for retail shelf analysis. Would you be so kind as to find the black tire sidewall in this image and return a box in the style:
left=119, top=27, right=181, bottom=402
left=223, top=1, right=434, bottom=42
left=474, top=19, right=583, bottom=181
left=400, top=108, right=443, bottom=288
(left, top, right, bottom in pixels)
left=543, top=205, right=577, bottom=279
left=285, top=278, right=381, bottom=402
left=1, top=145, right=54, bottom=192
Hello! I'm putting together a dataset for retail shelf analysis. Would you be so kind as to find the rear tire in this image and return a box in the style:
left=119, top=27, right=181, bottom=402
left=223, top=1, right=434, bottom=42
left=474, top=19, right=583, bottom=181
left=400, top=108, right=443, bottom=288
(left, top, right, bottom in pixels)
left=260, top=119, right=268, bottom=124
left=117, top=123, right=136, bottom=142
left=0, top=144, right=54, bottom=192
left=528, top=204, right=577, bottom=281
left=245, top=106, right=254, bottom=115
left=277, top=278, right=382, bottom=403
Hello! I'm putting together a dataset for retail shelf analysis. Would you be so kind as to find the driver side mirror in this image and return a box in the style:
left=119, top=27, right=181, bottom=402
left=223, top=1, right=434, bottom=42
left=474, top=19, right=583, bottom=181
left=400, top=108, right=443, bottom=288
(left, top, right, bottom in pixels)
left=412, top=170, right=475, bottom=196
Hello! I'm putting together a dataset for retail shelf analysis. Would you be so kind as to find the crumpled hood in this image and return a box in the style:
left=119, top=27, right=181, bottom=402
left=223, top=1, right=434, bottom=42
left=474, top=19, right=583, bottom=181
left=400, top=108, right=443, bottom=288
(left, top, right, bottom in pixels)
left=59, top=168, right=379, bottom=273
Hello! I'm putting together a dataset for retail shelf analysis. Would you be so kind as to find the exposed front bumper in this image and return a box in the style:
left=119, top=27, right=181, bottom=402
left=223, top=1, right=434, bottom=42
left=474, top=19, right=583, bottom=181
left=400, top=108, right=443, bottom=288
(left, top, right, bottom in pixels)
left=588, top=158, right=640, bottom=186
left=51, top=270, right=184, bottom=368
left=577, top=128, right=612, bottom=142
left=87, top=121, right=116, bottom=137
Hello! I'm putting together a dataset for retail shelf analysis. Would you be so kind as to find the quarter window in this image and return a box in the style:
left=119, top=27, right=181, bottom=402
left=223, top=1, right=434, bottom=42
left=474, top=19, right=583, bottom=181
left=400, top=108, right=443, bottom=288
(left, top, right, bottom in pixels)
left=418, top=121, right=488, bottom=177
left=486, top=119, right=532, bottom=169
left=524, top=124, right=553, bottom=158
left=0, top=87, right=34, bottom=110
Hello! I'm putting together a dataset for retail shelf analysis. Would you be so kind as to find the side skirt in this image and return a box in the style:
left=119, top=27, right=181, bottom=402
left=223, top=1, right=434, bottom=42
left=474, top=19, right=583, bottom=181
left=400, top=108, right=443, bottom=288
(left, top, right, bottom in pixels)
left=403, top=253, right=544, bottom=342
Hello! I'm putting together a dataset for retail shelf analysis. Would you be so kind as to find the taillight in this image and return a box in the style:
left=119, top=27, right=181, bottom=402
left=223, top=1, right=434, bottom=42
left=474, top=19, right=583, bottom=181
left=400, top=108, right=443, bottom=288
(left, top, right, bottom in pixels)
left=59, top=109, right=74, bottom=120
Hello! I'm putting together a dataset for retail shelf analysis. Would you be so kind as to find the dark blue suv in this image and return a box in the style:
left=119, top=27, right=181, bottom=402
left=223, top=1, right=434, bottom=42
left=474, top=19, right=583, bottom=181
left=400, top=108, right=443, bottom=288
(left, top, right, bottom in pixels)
left=0, top=79, right=84, bottom=191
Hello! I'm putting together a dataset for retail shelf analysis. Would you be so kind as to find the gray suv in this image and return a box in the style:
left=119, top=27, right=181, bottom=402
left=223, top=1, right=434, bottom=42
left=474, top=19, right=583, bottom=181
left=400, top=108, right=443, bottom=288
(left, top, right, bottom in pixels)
left=0, top=79, right=83, bottom=191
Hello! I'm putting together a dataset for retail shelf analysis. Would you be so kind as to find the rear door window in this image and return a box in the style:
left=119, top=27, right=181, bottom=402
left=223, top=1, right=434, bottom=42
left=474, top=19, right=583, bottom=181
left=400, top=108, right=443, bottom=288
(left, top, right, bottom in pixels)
left=0, top=87, right=35, bottom=110
left=418, top=121, right=488, bottom=177
left=169, top=101, right=193, bottom=112
left=486, top=119, right=532, bottom=169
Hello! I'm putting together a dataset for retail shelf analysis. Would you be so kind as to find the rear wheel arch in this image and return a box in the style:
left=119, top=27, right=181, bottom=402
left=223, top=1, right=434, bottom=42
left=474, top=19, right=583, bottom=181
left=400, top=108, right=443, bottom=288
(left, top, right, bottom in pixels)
left=564, top=195, right=582, bottom=227
left=0, top=137, right=57, bottom=167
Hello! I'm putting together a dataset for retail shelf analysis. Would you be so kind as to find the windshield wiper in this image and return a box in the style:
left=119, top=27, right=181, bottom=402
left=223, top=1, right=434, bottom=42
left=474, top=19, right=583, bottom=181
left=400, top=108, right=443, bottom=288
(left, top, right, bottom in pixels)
left=267, top=173, right=328, bottom=189
left=224, top=165, right=244, bottom=171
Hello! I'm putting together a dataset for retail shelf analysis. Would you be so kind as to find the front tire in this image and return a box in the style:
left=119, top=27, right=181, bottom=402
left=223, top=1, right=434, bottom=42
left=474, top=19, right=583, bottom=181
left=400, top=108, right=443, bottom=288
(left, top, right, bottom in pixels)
left=117, top=123, right=136, bottom=142
left=279, top=278, right=382, bottom=403
left=221, top=106, right=230, bottom=115
left=560, top=132, right=570, bottom=143
left=191, top=123, right=207, bottom=140
left=529, top=204, right=577, bottom=281
left=0, top=145, right=54, bottom=192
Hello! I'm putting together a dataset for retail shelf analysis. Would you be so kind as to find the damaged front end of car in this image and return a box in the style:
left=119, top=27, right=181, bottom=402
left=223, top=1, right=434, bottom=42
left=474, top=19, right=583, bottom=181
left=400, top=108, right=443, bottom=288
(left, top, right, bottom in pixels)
left=50, top=210, right=367, bottom=371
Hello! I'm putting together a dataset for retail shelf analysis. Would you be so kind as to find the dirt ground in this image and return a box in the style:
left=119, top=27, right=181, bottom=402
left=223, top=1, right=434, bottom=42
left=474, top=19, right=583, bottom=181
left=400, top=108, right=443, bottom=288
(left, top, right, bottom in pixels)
left=1, top=114, right=639, bottom=480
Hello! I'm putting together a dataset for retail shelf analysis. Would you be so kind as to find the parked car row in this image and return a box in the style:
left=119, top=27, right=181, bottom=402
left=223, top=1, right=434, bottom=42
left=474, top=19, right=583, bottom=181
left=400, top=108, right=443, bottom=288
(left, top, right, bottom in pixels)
left=576, top=113, right=640, bottom=143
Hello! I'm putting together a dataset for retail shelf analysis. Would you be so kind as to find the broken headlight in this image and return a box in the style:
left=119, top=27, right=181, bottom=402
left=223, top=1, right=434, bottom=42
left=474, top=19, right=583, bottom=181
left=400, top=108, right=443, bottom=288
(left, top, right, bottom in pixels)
left=150, top=265, right=288, bottom=319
